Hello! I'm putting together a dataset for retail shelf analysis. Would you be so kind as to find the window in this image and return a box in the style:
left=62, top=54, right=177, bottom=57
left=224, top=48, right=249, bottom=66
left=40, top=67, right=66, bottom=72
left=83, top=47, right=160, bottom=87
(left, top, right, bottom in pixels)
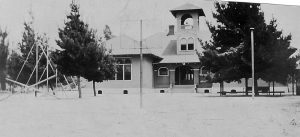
left=185, top=73, right=194, bottom=80
left=181, top=38, right=194, bottom=51
left=158, top=67, right=169, bottom=76
left=188, top=37, right=194, bottom=50
left=181, top=38, right=187, bottom=50
left=115, top=58, right=131, bottom=80
left=184, top=69, right=194, bottom=80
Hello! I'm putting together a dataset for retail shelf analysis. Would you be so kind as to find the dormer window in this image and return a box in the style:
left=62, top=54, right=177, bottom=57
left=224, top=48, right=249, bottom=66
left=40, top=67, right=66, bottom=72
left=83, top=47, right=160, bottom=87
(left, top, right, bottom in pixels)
left=188, top=37, right=194, bottom=50
left=181, top=14, right=193, bottom=29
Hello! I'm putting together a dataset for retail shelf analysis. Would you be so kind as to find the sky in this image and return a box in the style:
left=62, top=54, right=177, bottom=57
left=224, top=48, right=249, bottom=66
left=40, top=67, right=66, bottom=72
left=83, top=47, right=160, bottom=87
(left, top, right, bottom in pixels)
left=0, top=0, right=300, bottom=52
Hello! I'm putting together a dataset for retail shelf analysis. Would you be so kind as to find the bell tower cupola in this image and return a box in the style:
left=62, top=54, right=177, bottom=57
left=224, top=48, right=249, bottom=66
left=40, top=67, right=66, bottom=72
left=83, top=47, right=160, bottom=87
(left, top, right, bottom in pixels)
left=170, top=3, right=205, bottom=54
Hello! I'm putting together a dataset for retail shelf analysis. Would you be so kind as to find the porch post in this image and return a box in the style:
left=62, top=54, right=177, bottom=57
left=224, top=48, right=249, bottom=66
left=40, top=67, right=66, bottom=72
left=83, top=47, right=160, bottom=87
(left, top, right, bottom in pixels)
left=193, top=69, right=200, bottom=85
left=169, top=69, right=175, bottom=87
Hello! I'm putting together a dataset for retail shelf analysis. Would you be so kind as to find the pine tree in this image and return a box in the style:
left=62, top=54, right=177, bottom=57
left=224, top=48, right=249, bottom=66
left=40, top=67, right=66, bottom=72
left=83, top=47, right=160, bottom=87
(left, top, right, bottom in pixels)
left=103, top=25, right=113, bottom=40
left=262, top=19, right=297, bottom=91
left=7, top=51, right=22, bottom=84
left=200, top=2, right=297, bottom=95
left=54, top=1, right=96, bottom=98
left=200, top=2, right=263, bottom=94
left=10, top=13, right=52, bottom=87
left=83, top=34, right=116, bottom=96
left=0, top=29, right=9, bottom=90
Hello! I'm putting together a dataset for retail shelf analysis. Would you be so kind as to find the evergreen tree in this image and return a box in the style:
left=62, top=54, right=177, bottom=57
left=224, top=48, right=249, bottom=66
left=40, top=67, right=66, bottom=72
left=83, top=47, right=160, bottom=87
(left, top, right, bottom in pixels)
left=262, top=19, right=297, bottom=92
left=200, top=2, right=263, bottom=94
left=10, top=14, right=52, bottom=87
left=82, top=34, right=116, bottom=96
left=54, top=1, right=96, bottom=98
left=200, top=2, right=297, bottom=95
left=7, top=51, right=22, bottom=84
left=103, top=25, right=113, bottom=40
left=0, top=29, right=9, bottom=90
left=17, top=15, right=38, bottom=85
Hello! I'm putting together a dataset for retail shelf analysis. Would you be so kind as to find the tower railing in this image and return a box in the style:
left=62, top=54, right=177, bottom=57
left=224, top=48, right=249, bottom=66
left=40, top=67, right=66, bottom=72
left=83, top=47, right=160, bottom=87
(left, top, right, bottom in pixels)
left=181, top=25, right=193, bottom=29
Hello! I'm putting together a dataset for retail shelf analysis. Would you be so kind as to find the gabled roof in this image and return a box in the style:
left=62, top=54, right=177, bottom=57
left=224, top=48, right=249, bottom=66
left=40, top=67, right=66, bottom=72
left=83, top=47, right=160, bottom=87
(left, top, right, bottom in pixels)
left=105, top=32, right=201, bottom=64
left=170, top=3, right=205, bottom=17
left=105, top=34, right=162, bottom=61
left=142, top=32, right=201, bottom=64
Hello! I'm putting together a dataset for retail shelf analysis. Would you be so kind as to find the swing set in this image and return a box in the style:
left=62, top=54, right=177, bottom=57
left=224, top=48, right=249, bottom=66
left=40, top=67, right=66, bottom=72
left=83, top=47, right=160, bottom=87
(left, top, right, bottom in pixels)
left=5, top=39, right=76, bottom=97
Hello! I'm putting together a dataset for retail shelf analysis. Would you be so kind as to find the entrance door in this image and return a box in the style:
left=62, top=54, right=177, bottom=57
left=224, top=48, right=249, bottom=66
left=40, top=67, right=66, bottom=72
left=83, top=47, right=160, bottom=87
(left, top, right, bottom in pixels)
left=175, top=66, right=194, bottom=85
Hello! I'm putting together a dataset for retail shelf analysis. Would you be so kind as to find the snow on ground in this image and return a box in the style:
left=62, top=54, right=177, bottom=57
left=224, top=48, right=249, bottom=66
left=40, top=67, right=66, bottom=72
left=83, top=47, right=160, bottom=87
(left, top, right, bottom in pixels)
left=0, top=89, right=300, bottom=137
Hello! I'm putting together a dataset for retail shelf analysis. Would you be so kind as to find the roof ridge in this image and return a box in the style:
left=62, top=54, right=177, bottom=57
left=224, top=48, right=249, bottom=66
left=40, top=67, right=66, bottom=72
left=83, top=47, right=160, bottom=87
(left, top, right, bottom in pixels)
left=171, top=2, right=202, bottom=11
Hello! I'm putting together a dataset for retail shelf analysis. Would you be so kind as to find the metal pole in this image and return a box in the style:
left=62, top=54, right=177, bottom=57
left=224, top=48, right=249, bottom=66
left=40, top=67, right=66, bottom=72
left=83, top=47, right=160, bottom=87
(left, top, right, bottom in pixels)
left=140, top=19, right=143, bottom=108
left=250, top=28, right=255, bottom=99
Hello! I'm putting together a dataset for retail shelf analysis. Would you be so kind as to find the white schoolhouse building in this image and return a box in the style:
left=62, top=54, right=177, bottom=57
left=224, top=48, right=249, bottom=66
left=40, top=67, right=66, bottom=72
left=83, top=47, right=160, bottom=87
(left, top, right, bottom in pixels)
left=95, top=3, right=211, bottom=93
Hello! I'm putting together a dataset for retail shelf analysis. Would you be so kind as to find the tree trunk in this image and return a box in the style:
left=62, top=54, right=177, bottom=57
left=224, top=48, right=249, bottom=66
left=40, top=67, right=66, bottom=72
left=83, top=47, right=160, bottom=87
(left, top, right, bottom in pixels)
left=49, top=83, right=54, bottom=91
left=0, top=73, right=6, bottom=91
left=93, top=80, right=96, bottom=96
left=272, top=81, right=275, bottom=96
left=268, top=82, right=271, bottom=95
left=254, top=78, right=258, bottom=96
left=220, top=81, right=224, bottom=92
left=296, top=79, right=300, bottom=95
left=292, top=75, right=295, bottom=95
left=77, top=76, right=82, bottom=98
left=245, top=78, right=248, bottom=96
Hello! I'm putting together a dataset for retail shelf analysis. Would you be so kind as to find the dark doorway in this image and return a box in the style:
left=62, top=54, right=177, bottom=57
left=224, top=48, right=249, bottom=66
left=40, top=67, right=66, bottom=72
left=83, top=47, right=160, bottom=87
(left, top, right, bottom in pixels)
left=175, top=66, right=194, bottom=85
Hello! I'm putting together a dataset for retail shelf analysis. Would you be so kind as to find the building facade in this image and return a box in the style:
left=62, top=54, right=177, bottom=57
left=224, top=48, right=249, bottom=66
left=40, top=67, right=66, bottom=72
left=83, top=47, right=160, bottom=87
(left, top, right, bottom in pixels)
left=97, top=3, right=209, bottom=93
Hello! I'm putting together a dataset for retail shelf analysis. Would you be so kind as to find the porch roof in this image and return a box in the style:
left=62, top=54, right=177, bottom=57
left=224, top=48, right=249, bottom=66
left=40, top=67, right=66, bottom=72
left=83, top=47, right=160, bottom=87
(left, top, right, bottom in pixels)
left=159, top=54, right=200, bottom=64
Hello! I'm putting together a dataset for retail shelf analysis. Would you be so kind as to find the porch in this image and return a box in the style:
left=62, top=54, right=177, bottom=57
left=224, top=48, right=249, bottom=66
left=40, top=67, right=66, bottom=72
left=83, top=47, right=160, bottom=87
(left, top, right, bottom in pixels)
left=153, top=63, right=203, bottom=88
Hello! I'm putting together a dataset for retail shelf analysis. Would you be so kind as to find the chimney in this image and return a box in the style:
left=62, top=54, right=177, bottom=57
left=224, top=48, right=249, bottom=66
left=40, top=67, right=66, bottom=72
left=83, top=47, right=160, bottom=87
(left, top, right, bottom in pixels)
left=167, top=25, right=175, bottom=36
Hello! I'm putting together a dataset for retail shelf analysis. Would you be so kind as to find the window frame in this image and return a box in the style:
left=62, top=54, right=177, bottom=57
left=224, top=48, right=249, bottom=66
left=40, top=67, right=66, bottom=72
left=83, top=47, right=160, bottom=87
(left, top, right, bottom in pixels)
left=180, top=38, right=187, bottom=51
left=158, top=67, right=169, bottom=76
left=187, top=37, right=194, bottom=50
left=180, top=37, right=195, bottom=51
left=115, top=57, right=132, bottom=81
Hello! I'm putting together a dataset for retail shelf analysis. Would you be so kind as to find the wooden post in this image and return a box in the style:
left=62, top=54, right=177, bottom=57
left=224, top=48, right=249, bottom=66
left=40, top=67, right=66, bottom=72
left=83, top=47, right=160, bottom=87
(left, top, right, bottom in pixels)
left=250, top=28, right=255, bottom=99
left=268, top=82, right=271, bottom=95
left=139, top=19, right=143, bottom=108
left=273, top=81, right=275, bottom=96
left=245, top=78, right=248, bottom=95
left=93, top=81, right=96, bottom=96
left=220, top=81, right=224, bottom=93
left=292, top=75, right=295, bottom=95
left=77, top=76, right=81, bottom=98
left=47, top=44, right=49, bottom=92
left=35, top=44, right=38, bottom=97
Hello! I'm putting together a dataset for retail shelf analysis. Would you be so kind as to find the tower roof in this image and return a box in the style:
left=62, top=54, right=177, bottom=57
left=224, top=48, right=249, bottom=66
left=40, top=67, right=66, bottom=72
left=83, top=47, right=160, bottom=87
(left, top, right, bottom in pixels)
left=170, top=3, right=205, bottom=17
